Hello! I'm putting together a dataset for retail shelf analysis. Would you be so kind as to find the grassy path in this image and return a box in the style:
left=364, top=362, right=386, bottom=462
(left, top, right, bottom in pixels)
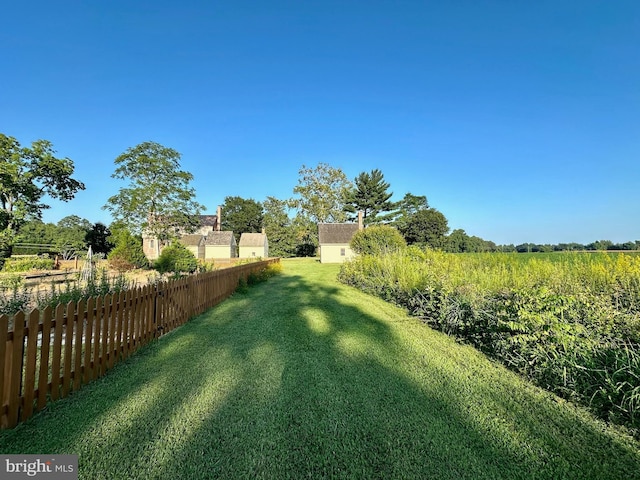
left=1, top=258, right=639, bottom=479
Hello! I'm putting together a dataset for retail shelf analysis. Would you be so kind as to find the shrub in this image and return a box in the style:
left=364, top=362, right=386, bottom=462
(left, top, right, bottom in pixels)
left=107, top=232, right=148, bottom=271
left=350, top=225, right=406, bottom=256
left=238, top=262, right=282, bottom=293
left=0, top=286, right=32, bottom=316
left=3, top=257, right=55, bottom=272
left=236, top=277, right=249, bottom=294
left=154, top=242, right=197, bottom=274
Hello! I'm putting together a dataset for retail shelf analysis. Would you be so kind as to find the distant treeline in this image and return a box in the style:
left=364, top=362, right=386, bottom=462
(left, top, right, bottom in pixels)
left=497, top=240, right=640, bottom=253
left=443, top=231, right=639, bottom=254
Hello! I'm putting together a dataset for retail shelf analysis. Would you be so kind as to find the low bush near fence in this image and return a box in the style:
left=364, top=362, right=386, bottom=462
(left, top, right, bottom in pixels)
left=3, top=257, right=55, bottom=272
left=338, top=248, right=640, bottom=435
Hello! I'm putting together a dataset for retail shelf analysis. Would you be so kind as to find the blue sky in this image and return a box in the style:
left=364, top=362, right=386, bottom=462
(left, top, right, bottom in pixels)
left=2, top=1, right=638, bottom=245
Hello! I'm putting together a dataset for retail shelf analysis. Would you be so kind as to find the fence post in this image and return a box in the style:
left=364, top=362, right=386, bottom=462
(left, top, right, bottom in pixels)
left=4, top=312, right=25, bottom=428
left=0, top=315, right=9, bottom=428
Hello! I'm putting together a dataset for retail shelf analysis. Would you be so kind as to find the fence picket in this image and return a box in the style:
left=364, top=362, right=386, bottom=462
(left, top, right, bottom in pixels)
left=61, top=302, right=74, bottom=399
left=72, top=300, right=85, bottom=392
left=5, top=311, right=24, bottom=428
left=37, top=306, right=53, bottom=411
left=92, top=296, right=102, bottom=381
left=122, top=290, right=131, bottom=360
left=50, top=304, right=64, bottom=401
left=0, top=258, right=279, bottom=428
left=22, top=310, right=40, bottom=420
left=83, top=298, right=95, bottom=385
left=0, top=315, right=8, bottom=424
left=100, top=294, right=110, bottom=377
left=108, top=293, right=117, bottom=370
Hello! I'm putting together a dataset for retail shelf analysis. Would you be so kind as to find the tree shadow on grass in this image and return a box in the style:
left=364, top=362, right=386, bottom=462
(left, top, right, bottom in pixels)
left=1, top=264, right=639, bottom=479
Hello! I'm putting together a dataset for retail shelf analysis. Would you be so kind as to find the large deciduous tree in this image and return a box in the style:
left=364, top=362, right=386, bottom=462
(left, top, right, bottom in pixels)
left=85, top=222, right=114, bottom=255
left=221, top=196, right=264, bottom=243
left=400, top=208, right=449, bottom=248
left=292, top=163, right=353, bottom=224
left=55, top=215, right=92, bottom=259
left=263, top=196, right=297, bottom=257
left=103, top=141, right=205, bottom=244
left=0, top=133, right=85, bottom=258
left=391, top=193, right=429, bottom=231
left=344, top=169, right=395, bottom=225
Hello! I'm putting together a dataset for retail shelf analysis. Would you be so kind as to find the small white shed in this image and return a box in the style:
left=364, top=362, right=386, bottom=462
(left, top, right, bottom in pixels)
left=238, top=232, right=269, bottom=258
left=180, top=234, right=205, bottom=260
left=204, top=231, right=237, bottom=259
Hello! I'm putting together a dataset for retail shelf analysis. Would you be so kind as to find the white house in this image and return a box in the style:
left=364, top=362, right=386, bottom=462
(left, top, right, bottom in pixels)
left=317, top=212, right=364, bottom=263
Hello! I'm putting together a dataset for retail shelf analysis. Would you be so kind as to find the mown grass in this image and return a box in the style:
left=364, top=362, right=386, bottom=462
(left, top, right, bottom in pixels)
left=0, top=258, right=639, bottom=479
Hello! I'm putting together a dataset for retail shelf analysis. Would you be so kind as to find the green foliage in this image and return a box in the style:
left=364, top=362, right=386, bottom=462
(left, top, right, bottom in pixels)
left=33, top=269, right=133, bottom=312
left=55, top=215, right=91, bottom=258
left=399, top=208, right=449, bottom=248
left=237, top=262, right=282, bottom=293
left=2, top=256, right=55, bottom=272
left=103, top=141, right=205, bottom=242
left=344, top=169, right=395, bottom=225
left=0, top=273, right=23, bottom=289
left=339, top=250, right=640, bottom=435
left=0, top=133, right=85, bottom=260
left=292, top=163, right=352, bottom=223
left=0, top=286, right=32, bottom=316
left=350, top=225, right=406, bottom=256
left=0, top=269, right=133, bottom=316
left=390, top=192, right=429, bottom=232
left=235, top=276, right=249, bottom=294
left=221, top=196, right=264, bottom=243
left=107, top=230, right=148, bottom=271
left=263, top=196, right=298, bottom=257
left=154, top=242, right=198, bottom=274
left=446, top=228, right=497, bottom=253
left=85, top=222, right=114, bottom=255
left=292, top=215, right=318, bottom=257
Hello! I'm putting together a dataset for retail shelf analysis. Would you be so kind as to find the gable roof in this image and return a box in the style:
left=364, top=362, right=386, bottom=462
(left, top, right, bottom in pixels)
left=180, top=234, right=205, bottom=246
left=318, top=223, right=360, bottom=244
left=239, top=232, right=267, bottom=247
left=204, top=231, right=236, bottom=246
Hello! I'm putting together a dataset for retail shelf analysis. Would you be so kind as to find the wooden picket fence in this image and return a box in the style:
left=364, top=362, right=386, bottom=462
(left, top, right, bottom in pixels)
left=0, top=258, right=280, bottom=429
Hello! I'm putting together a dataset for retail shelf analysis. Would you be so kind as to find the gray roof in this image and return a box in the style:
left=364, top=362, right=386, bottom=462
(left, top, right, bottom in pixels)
left=318, top=223, right=360, bottom=244
left=180, top=234, right=205, bottom=246
left=199, top=215, right=218, bottom=228
left=204, top=231, right=236, bottom=246
left=239, top=232, right=267, bottom=247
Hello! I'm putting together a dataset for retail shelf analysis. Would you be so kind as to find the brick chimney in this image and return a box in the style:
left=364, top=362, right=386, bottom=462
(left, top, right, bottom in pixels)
left=357, top=211, right=364, bottom=230
left=216, top=205, right=222, bottom=231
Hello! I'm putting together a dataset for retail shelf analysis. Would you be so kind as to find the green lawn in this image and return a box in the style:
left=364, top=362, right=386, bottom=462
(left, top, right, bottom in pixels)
left=1, top=258, right=639, bottom=479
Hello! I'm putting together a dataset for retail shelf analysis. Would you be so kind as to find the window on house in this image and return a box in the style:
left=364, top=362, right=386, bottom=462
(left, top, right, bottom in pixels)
left=340, top=248, right=346, bottom=256
left=150, top=240, right=154, bottom=249
left=252, top=252, right=256, bottom=257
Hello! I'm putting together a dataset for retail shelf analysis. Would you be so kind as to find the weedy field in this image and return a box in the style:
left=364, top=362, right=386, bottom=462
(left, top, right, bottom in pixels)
left=339, top=249, right=640, bottom=435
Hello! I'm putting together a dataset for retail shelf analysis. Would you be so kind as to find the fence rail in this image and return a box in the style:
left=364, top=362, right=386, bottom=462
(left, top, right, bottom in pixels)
left=0, top=258, right=280, bottom=429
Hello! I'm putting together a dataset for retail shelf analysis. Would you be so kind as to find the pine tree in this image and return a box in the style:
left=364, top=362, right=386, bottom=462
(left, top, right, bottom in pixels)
left=344, top=169, right=395, bottom=225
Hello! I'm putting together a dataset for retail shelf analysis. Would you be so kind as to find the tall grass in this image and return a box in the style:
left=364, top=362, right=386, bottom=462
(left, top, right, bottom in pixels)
left=339, top=248, right=640, bottom=434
